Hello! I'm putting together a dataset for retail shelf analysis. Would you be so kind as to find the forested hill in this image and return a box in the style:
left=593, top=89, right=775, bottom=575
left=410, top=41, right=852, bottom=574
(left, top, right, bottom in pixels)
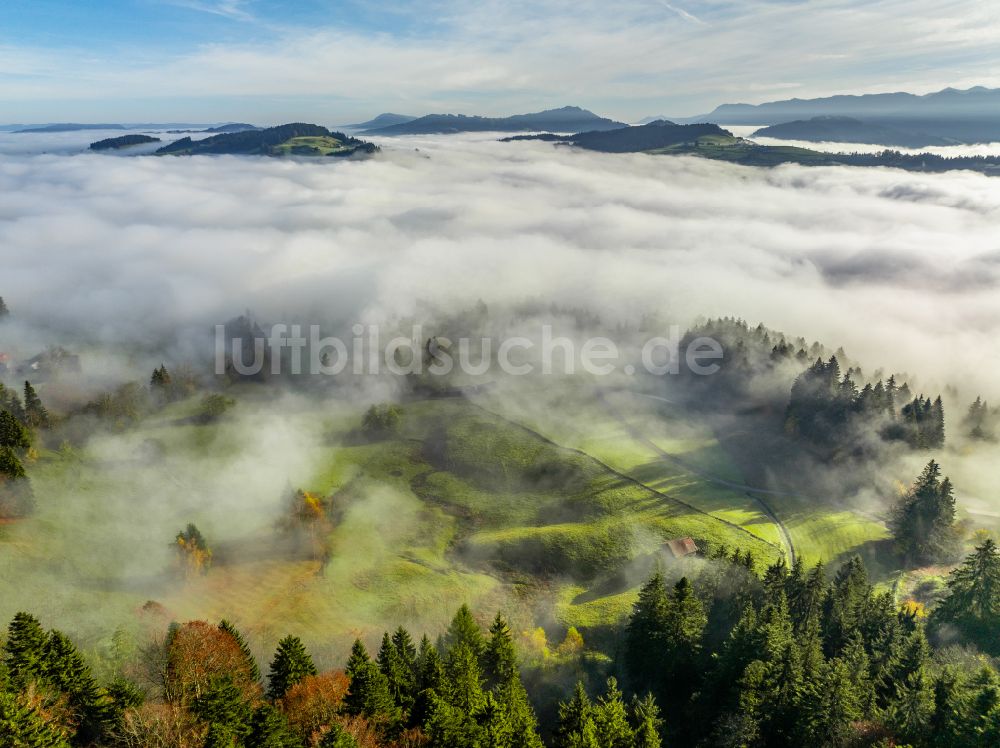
left=752, top=116, right=951, bottom=148
left=572, top=120, right=732, bottom=152
left=363, top=106, right=627, bottom=135
left=89, top=134, right=161, bottom=151
left=506, top=120, right=1000, bottom=174
left=155, top=123, right=379, bottom=157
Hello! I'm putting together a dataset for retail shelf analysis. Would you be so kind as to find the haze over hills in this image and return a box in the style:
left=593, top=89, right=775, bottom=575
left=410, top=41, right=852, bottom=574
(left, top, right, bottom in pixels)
left=343, top=113, right=416, bottom=130
left=363, top=105, right=627, bottom=135
left=677, top=86, right=1000, bottom=143
left=15, top=123, right=127, bottom=133
left=752, top=116, right=951, bottom=148
left=509, top=118, right=1000, bottom=174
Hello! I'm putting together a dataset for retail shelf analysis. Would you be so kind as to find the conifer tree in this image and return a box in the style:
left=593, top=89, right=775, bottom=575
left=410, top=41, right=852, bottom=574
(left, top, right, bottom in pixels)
left=0, top=410, right=30, bottom=450
left=0, top=296, right=8, bottom=318
left=629, top=694, right=662, bottom=748
left=482, top=613, right=542, bottom=748
left=0, top=385, right=26, bottom=425
left=318, top=722, right=359, bottom=748
left=192, top=675, right=253, bottom=739
left=0, top=445, right=28, bottom=481
left=344, top=639, right=397, bottom=723
left=266, top=635, right=316, bottom=701
left=3, top=612, right=49, bottom=685
left=442, top=604, right=484, bottom=657
left=0, top=688, right=70, bottom=748
left=932, top=539, right=1000, bottom=652
left=592, top=678, right=633, bottom=748
left=444, top=637, right=485, bottom=717
left=625, top=571, right=669, bottom=694
left=477, top=691, right=513, bottom=748
left=553, top=682, right=599, bottom=748
left=424, top=690, right=481, bottom=747
left=391, top=626, right=417, bottom=675
left=411, top=635, right=445, bottom=727
left=377, top=630, right=414, bottom=714
left=246, top=703, right=300, bottom=747
left=23, top=382, right=48, bottom=430
left=44, top=630, right=109, bottom=743
left=219, top=619, right=260, bottom=683
left=890, top=460, right=960, bottom=566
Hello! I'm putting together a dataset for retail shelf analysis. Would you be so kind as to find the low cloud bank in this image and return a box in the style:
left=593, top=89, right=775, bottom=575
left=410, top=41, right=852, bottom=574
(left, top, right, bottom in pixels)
left=1, top=133, right=999, bottom=398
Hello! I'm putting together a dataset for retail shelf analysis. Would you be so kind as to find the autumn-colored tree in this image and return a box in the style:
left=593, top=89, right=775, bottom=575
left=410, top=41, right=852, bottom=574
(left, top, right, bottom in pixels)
left=117, top=702, right=206, bottom=748
left=174, top=524, right=213, bottom=578
left=280, top=670, right=349, bottom=744
left=164, top=621, right=261, bottom=707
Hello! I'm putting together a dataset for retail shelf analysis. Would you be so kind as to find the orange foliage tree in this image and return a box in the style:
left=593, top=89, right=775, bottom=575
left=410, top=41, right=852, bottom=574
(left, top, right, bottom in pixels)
left=280, top=670, right=349, bottom=745
left=163, top=621, right=260, bottom=707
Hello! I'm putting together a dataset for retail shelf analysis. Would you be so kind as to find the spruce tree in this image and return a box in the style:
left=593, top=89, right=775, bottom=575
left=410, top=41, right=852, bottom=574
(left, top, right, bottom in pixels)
left=266, top=635, right=316, bottom=701
left=377, top=630, right=415, bottom=714
left=318, top=722, right=359, bottom=748
left=658, top=577, right=707, bottom=713
left=890, top=461, right=960, bottom=566
left=932, top=539, right=1000, bottom=652
left=3, top=612, right=49, bottom=684
left=625, top=571, right=669, bottom=695
left=219, top=620, right=260, bottom=683
left=0, top=688, right=70, bottom=748
left=0, top=385, right=26, bottom=425
left=444, top=638, right=485, bottom=716
left=44, top=630, right=109, bottom=743
left=800, top=657, right=861, bottom=745
left=629, top=694, right=662, bottom=748
left=477, top=691, right=513, bottom=748
left=443, top=604, right=484, bottom=657
left=553, top=682, right=599, bottom=748
left=483, top=613, right=542, bottom=748
left=246, top=703, right=299, bottom=747
left=344, top=639, right=396, bottom=723
left=193, top=675, right=253, bottom=739
left=411, top=635, right=445, bottom=727
left=23, top=382, right=48, bottom=430
left=592, top=678, right=633, bottom=748
left=0, top=410, right=30, bottom=450
left=0, top=296, right=8, bottom=318
left=0, top=445, right=27, bottom=480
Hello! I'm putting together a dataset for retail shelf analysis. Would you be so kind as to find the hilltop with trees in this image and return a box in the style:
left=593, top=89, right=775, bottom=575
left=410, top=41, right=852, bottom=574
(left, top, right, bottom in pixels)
left=154, top=124, right=379, bottom=158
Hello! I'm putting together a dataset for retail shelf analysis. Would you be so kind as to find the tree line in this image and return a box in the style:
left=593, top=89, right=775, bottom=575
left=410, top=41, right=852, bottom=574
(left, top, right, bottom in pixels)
left=6, top=533, right=1000, bottom=746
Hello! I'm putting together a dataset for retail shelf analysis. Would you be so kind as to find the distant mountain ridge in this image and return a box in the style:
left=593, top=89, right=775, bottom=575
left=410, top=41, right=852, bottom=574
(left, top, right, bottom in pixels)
left=679, top=86, right=1000, bottom=143
left=752, top=116, right=950, bottom=148
left=364, top=106, right=627, bottom=135
left=16, top=123, right=126, bottom=133
left=344, top=113, right=416, bottom=130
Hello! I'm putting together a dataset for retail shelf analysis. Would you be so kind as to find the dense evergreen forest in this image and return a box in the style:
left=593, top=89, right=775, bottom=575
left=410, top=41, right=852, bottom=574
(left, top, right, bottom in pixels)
left=4, top=538, right=1000, bottom=747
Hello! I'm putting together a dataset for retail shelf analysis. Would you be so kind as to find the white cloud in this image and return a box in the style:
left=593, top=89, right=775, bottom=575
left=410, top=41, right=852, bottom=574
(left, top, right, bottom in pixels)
left=2, top=0, right=1000, bottom=121
left=2, top=132, right=1000, bottom=402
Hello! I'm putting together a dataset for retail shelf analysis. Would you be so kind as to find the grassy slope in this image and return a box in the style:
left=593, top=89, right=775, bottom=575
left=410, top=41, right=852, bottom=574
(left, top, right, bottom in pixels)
left=270, top=136, right=356, bottom=156
left=0, top=386, right=887, bottom=667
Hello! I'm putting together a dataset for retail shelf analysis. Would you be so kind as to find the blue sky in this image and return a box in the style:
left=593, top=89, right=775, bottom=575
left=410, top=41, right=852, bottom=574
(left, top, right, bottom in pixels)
left=3, top=0, right=999, bottom=124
